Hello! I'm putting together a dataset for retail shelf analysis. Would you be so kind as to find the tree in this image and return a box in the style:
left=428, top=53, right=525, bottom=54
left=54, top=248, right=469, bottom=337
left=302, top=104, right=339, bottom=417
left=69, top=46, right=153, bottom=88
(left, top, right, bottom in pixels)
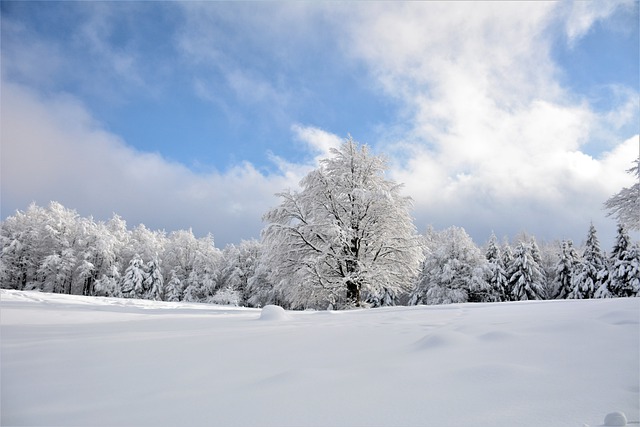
left=121, top=255, right=145, bottom=298
left=507, top=242, right=545, bottom=301
left=484, top=233, right=509, bottom=302
left=555, top=240, right=580, bottom=299
left=409, top=226, right=488, bottom=305
left=608, top=224, right=639, bottom=297
left=262, top=137, right=421, bottom=309
left=144, top=258, right=164, bottom=300
left=570, top=224, right=606, bottom=299
left=164, top=270, right=184, bottom=302
left=604, top=157, right=639, bottom=230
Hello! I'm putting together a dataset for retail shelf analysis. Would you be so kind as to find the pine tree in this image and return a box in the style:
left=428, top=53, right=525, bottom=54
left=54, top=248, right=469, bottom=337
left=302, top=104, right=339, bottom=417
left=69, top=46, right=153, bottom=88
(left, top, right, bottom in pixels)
left=608, top=224, right=637, bottom=297
left=507, top=242, right=545, bottom=301
left=570, top=224, right=606, bottom=299
left=121, top=255, right=145, bottom=299
left=483, top=233, right=508, bottom=301
left=144, top=258, right=164, bottom=300
left=165, top=270, right=183, bottom=302
left=555, top=240, right=580, bottom=299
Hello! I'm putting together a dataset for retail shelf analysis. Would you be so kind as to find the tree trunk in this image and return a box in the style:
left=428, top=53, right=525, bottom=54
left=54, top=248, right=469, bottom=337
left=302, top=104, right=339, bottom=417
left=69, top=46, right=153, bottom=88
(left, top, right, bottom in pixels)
left=346, top=279, right=361, bottom=307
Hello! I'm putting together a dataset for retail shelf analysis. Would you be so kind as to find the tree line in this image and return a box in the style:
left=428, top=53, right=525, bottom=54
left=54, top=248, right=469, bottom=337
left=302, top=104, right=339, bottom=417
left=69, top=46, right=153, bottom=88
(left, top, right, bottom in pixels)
left=1, top=139, right=638, bottom=308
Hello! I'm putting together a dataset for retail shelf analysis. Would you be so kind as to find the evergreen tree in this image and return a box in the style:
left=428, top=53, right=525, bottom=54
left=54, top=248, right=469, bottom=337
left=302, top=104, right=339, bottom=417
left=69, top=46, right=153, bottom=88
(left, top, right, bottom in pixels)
left=570, top=224, right=606, bottom=299
left=608, top=224, right=636, bottom=297
left=144, top=258, right=164, bottom=300
left=121, top=255, right=145, bottom=299
left=165, top=270, right=183, bottom=302
left=507, top=242, right=545, bottom=301
left=483, top=233, right=508, bottom=302
left=555, top=240, right=580, bottom=299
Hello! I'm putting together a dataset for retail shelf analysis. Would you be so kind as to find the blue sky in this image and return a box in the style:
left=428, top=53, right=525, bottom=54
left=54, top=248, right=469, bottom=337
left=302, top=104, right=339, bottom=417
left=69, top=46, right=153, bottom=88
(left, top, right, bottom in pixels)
left=1, top=1, right=638, bottom=248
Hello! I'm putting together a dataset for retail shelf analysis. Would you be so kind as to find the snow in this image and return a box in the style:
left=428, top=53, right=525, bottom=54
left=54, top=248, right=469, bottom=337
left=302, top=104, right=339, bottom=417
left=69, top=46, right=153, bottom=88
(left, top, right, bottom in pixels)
left=604, top=412, right=628, bottom=426
left=1, top=290, right=638, bottom=427
left=259, top=304, right=290, bottom=321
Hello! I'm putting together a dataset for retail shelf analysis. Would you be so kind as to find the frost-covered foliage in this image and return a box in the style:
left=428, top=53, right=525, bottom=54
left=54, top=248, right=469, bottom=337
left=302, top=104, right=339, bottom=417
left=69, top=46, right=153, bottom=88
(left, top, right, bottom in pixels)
left=262, top=138, right=422, bottom=309
left=2, top=190, right=639, bottom=308
left=410, top=226, right=488, bottom=305
left=218, top=240, right=262, bottom=306
left=607, top=225, right=640, bottom=297
left=569, top=224, right=607, bottom=299
left=121, top=255, right=145, bottom=299
left=507, top=242, right=545, bottom=301
left=484, top=234, right=509, bottom=301
left=605, top=157, right=639, bottom=231
left=164, top=270, right=183, bottom=302
left=555, top=240, right=580, bottom=299
left=144, top=258, right=163, bottom=301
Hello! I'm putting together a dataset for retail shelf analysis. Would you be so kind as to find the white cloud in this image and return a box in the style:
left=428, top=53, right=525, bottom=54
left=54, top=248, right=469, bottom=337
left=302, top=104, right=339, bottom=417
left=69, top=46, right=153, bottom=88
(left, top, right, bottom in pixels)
left=564, top=0, right=633, bottom=44
left=333, top=2, right=638, bottom=244
left=0, top=81, right=297, bottom=246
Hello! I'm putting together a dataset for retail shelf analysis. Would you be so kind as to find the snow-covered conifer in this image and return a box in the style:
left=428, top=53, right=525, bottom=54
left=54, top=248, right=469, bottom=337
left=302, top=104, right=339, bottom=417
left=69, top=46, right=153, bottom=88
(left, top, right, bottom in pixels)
left=570, top=224, right=607, bottom=299
left=164, top=270, right=183, bottom=302
left=607, top=224, right=640, bottom=297
left=144, top=258, right=164, bottom=300
left=484, top=233, right=508, bottom=302
left=555, top=240, right=580, bottom=299
left=507, top=242, right=545, bottom=301
left=121, top=255, right=145, bottom=299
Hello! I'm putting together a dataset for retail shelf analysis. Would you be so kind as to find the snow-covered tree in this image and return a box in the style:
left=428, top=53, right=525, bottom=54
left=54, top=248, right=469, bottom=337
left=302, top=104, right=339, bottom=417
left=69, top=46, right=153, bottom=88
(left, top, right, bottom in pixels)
left=606, top=224, right=640, bottom=297
left=164, top=270, right=183, bottom=302
left=507, top=242, right=545, bottom=301
left=484, top=233, right=508, bottom=302
left=410, top=226, right=488, bottom=305
left=94, top=265, right=122, bottom=297
left=611, top=243, right=639, bottom=297
left=144, top=258, right=164, bottom=300
left=605, top=156, right=639, bottom=230
left=218, top=240, right=262, bottom=306
left=570, top=224, right=606, bottom=299
left=262, top=138, right=421, bottom=309
left=121, top=255, right=145, bottom=299
left=555, top=240, right=580, bottom=299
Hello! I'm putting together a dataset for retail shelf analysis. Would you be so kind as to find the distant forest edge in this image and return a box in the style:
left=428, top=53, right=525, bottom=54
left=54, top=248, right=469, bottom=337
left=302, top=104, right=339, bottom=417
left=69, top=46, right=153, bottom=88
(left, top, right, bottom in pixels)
left=2, top=139, right=638, bottom=308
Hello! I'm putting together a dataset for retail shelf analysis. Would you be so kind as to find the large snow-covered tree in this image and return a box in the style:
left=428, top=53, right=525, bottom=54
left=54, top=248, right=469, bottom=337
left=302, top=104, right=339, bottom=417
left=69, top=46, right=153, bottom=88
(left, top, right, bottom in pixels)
left=262, top=137, right=421, bottom=309
left=605, top=157, right=639, bottom=230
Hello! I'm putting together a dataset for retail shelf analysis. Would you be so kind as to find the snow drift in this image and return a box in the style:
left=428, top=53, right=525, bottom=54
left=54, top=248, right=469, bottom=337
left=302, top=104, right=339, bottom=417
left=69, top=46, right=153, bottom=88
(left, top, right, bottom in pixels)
left=1, top=290, right=638, bottom=426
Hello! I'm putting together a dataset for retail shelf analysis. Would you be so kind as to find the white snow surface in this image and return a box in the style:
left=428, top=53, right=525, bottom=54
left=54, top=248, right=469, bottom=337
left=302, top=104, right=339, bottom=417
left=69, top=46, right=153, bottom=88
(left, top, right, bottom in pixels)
left=1, top=290, right=638, bottom=427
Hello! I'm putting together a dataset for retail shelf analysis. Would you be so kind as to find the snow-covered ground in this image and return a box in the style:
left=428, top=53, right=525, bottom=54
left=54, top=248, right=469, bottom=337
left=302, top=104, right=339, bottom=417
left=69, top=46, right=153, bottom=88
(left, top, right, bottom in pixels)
left=1, top=290, right=638, bottom=427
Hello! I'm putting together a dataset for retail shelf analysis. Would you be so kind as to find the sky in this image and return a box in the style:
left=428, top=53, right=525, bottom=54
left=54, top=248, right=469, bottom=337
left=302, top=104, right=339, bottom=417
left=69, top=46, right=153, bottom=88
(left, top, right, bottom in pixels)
left=1, top=1, right=639, bottom=248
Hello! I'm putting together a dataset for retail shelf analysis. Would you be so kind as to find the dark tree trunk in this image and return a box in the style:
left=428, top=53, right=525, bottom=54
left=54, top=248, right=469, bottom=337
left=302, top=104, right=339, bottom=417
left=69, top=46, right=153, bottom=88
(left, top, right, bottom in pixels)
left=346, top=279, right=361, bottom=307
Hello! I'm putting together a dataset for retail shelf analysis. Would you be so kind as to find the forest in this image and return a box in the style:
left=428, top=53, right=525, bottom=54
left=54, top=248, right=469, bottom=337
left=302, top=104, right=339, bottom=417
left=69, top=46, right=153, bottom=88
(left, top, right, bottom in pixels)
left=1, top=140, right=639, bottom=309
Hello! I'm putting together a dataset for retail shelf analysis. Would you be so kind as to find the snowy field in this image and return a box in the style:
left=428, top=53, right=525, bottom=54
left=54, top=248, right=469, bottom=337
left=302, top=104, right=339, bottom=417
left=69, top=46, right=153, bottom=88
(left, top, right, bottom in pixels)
left=1, top=290, right=638, bottom=427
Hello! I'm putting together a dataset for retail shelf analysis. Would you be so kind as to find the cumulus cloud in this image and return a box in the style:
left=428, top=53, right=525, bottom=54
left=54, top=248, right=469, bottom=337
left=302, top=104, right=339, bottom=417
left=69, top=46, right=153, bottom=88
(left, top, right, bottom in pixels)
left=334, top=2, right=638, bottom=244
left=0, top=81, right=295, bottom=246
left=1, top=2, right=637, bottom=249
